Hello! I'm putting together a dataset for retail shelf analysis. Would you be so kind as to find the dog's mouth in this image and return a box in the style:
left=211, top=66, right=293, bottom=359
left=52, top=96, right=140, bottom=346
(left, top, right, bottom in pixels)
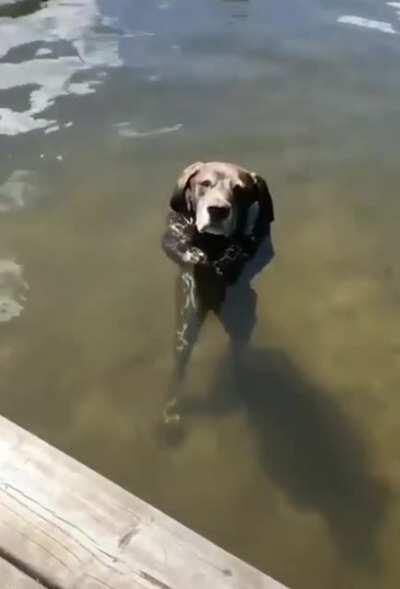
left=196, top=222, right=227, bottom=236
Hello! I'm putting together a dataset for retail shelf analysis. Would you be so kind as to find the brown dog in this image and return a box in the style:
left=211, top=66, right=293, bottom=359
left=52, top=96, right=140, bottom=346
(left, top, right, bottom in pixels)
left=162, top=161, right=275, bottom=425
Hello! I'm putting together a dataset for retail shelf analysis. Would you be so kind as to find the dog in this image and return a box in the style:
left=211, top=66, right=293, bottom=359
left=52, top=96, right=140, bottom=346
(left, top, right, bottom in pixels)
left=162, top=161, right=275, bottom=426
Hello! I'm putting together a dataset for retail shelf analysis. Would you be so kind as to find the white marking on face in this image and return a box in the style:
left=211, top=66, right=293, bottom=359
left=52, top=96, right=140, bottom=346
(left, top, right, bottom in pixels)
left=195, top=193, right=235, bottom=236
left=195, top=201, right=211, bottom=233
left=196, top=208, right=234, bottom=235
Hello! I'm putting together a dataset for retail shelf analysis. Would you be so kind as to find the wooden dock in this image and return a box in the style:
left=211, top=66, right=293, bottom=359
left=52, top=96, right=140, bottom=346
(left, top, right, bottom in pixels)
left=0, top=416, right=287, bottom=589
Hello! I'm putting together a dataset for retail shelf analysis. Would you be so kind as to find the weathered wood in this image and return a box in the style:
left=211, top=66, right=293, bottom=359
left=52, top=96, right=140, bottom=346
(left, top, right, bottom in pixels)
left=0, top=416, right=287, bottom=589
left=0, top=556, right=43, bottom=588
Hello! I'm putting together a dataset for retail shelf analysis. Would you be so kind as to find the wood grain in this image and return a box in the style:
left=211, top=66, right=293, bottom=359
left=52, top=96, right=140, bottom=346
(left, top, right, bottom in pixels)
left=0, top=556, right=43, bottom=588
left=0, top=416, right=287, bottom=589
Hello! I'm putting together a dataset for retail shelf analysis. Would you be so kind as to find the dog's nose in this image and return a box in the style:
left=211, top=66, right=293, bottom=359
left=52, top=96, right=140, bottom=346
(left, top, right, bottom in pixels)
left=208, top=205, right=230, bottom=222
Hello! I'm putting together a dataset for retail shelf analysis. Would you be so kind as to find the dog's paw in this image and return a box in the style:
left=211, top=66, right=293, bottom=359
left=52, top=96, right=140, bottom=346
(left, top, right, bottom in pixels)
left=157, top=399, right=185, bottom=446
left=183, top=247, right=207, bottom=265
left=163, top=398, right=181, bottom=424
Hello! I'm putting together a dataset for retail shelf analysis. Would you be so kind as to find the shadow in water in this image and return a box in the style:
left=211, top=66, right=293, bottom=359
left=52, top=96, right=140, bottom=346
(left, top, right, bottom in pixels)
left=183, top=346, right=391, bottom=569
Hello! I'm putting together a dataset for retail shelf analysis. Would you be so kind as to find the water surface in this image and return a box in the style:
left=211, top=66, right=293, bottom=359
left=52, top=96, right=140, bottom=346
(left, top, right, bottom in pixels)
left=1, top=1, right=400, bottom=587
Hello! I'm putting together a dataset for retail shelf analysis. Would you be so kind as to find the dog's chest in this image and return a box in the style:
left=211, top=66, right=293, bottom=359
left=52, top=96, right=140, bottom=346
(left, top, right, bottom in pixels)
left=192, top=233, right=231, bottom=261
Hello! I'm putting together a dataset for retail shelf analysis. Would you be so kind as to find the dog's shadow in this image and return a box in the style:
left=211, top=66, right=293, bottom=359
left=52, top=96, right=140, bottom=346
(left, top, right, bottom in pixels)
left=182, top=346, right=391, bottom=569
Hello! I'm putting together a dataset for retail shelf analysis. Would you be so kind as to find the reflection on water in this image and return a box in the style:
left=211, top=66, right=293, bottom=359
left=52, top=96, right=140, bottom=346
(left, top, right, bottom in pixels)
left=0, top=1, right=400, bottom=588
left=114, top=121, right=183, bottom=138
left=338, top=15, right=397, bottom=35
left=0, top=258, right=27, bottom=322
left=0, top=0, right=121, bottom=135
left=0, top=169, right=42, bottom=212
left=0, top=0, right=43, bottom=20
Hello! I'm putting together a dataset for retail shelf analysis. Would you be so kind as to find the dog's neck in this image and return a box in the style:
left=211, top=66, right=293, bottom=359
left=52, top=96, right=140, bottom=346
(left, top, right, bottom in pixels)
left=192, top=231, right=231, bottom=260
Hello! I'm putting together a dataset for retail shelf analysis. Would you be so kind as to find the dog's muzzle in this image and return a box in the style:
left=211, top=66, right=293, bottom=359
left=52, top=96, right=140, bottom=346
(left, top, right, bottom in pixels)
left=195, top=198, right=233, bottom=236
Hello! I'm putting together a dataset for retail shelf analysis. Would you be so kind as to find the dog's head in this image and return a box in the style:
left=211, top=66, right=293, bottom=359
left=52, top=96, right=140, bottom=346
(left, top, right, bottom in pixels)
left=169, top=161, right=274, bottom=237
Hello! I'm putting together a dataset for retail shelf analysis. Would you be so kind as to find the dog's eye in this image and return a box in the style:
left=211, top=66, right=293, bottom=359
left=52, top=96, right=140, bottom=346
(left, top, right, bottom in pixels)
left=200, top=180, right=212, bottom=188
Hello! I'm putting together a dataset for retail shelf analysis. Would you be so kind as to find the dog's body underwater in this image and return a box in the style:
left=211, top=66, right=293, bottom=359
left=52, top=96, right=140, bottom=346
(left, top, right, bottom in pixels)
left=161, top=161, right=275, bottom=426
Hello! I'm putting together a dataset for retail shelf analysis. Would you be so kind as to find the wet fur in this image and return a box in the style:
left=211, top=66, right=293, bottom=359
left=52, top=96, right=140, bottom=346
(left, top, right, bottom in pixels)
left=163, top=162, right=274, bottom=284
left=161, top=162, right=275, bottom=425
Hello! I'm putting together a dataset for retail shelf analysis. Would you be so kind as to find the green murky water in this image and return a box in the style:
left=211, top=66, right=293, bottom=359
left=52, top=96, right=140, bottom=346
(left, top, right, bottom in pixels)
left=1, top=1, right=399, bottom=587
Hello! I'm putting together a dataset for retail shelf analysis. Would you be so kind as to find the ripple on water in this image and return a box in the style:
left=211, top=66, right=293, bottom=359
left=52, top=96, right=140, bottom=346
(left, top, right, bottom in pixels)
left=0, top=259, right=28, bottom=322
left=0, top=169, right=42, bottom=213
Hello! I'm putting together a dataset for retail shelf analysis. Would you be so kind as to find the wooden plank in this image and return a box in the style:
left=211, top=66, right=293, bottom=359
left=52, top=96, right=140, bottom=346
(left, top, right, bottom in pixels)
left=0, top=556, right=43, bottom=588
left=0, top=416, right=287, bottom=589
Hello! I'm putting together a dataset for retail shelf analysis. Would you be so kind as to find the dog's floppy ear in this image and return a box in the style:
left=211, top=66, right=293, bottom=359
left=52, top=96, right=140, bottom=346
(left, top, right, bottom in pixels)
left=170, top=161, right=204, bottom=215
left=236, top=172, right=274, bottom=239
left=251, top=173, right=274, bottom=224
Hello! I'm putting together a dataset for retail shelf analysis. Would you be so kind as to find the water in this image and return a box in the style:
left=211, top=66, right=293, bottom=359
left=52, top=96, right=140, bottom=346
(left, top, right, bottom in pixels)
left=1, top=1, right=399, bottom=587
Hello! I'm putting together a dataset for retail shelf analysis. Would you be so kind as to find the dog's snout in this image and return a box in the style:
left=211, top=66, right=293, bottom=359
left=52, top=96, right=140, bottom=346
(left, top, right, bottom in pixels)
left=208, top=205, right=230, bottom=222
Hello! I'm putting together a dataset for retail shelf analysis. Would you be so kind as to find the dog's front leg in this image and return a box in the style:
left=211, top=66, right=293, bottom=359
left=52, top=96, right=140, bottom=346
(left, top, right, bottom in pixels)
left=162, top=211, right=209, bottom=268
left=164, top=269, right=207, bottom=425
